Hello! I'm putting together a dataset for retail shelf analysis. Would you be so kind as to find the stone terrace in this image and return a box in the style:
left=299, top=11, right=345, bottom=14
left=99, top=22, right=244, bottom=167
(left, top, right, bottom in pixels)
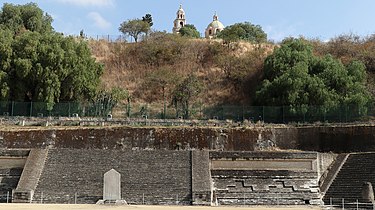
left=33, top=149, right=192, bottom=204
left=210, top=152, right=321, bottom=205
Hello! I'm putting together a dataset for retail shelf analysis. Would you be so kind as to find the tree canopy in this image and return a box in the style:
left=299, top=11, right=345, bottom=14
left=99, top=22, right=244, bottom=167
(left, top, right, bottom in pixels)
left=179, top=24, right=200, bottom=38
left=0, top=3, right=103, bottom=108
left=217, top=22, right=267, bottom=43
left=119, top=18, right=150, bottom=43
left=256, top=38, right=372, bottom=112
left=142, top=14, right=153, bottom=27
left=0, top=3, right=53, bottom=34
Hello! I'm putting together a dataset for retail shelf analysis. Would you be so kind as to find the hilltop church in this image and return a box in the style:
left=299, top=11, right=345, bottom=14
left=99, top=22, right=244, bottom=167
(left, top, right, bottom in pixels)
left=172, top=5, right=225, bottom=39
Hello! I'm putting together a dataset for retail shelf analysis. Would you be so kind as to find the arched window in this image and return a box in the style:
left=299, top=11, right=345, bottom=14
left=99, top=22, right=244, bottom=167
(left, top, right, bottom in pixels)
left=180, top=22, right=184, bottom=27
left=209, top=29, right=212, bottom=35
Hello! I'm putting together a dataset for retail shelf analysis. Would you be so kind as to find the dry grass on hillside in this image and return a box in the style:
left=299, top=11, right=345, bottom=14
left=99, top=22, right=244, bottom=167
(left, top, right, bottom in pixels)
left=89, top=37, right=274, bottom=108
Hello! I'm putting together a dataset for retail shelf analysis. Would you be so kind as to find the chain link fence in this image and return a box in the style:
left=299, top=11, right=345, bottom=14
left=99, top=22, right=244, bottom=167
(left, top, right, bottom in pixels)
left=0, top=101, right=374, bottom=124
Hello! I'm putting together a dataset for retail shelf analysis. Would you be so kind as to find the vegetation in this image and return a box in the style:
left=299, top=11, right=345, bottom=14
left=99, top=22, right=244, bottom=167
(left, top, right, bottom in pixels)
left=142, top=13, right=153, bottom=27
left=119, top=18, right=150, bottom=43
left=217, top=22, right=267, bottom=43
left=172, top=74, right=203, bottom=119
left=256, top=38, right=372, bottom=113
left=179, top=24, right=200, bottom=38
left=0, top=3, right=103, bottom=109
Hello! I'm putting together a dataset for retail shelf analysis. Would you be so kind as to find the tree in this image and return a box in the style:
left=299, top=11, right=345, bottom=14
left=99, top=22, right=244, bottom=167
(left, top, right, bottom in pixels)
left=179, top=24, right=200, bottom=38
left=256, top=38, right=372, bottom=114
left=119, top=19, right=150, bottom=43
left=217, top=22, right=267, bottom=43
left=142, top=13, right=153, bottom=27
left=144, top=67, right=179, bottom=118
left=93, top=87, right=128, bottom=116
left=0, top=3, right=53, bottom=34
left=172, top=75, right=203, bottom=119
left=0, top=3, right=103, bottom=109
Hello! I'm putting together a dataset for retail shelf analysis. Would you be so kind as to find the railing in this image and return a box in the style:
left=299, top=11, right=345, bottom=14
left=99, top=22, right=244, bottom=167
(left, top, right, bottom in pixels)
left=0, top=101, right=373, bottom=124
left=323, top=197, right=375, bottom=210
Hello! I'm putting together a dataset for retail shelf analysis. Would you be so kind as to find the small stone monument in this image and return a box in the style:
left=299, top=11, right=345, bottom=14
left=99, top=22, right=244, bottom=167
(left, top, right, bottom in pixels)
left=362, top=182, right=375, bottom=203
left=96, top=169, right=127, bottom=205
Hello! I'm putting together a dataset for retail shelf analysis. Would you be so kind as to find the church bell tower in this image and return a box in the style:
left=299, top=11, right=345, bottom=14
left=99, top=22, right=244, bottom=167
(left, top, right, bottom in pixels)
left=173, top=4, right=186, bottom=33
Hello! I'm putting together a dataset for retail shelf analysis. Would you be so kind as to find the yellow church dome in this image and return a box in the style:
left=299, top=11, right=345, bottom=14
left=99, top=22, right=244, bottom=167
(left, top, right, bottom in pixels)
left=205, top=12, right=225, bottom=38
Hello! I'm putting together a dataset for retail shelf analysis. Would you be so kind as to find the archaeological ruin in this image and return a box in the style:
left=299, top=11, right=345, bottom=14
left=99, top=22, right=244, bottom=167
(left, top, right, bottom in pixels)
left=0, top=124, right=375, bottom=207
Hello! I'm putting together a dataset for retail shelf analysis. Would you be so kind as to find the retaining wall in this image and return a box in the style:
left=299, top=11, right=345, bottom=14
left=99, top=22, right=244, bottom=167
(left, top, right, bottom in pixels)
left=0, top=125, right=375, bottom=152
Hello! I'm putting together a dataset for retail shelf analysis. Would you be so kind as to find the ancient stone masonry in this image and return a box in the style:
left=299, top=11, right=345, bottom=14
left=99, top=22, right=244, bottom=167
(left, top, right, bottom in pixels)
left=32, top=149, right=192, bottom=204
left=324, top=153, right=375, bottom=206
left=0, top=149, right=28, bottom=202
left=2, top=125, right=375, bottom=152
left=210, top=152, right=321, bottom=205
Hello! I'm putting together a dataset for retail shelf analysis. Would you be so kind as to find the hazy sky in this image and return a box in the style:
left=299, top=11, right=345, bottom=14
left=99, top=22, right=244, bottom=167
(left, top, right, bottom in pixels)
left=5, top=0, right=375, bottom=41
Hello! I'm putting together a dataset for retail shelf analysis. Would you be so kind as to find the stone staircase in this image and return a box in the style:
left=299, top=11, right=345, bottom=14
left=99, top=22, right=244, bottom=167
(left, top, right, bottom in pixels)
left=13, top=149, right=49, bottom=203
left=33, top=149, right=192, bottom=204
left=323, top=153, right=375, bottom=207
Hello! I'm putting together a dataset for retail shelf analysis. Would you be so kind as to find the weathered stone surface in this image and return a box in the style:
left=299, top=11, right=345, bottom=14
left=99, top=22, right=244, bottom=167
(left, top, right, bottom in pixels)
left=210, top=152, right=320, bottom=205
left=103, top=169, right=121, bottom=201
left=192, top=151, right=211, bottom=205
left=362, top=182, right=374, bottom=203
left=323, top=153, right=375, bottom=205
left=1, top=125, right=375, bottom=152
left=33, top=149, right=192, bottom=204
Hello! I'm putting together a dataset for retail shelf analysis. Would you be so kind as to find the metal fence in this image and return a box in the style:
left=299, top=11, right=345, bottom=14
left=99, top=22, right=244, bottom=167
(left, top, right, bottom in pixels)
left=0, top=101, right=373, bottom=124
left=323, top=197, right=375, bottom=210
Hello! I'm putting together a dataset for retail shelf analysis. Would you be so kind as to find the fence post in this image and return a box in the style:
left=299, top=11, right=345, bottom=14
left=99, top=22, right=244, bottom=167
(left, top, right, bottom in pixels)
left=176, top=194, right=179, bottom=205
left=330, top=197, right=332, bottom=208
left=75, top=192, right=77, bottom=204
left=342, top=198, right=344, bottom=210
left=30, top=102, right=33, bottom=117
left=262, top=106, right=265, bottom=122
left=11, top=101, right=14, bottom=116
left=142, top=193, right=144, bottom=205
left=357, top=199, right=358, bottom=210
left=6, top=191, right=9, bottom=203
left=40, top=191, right=43, bottom=204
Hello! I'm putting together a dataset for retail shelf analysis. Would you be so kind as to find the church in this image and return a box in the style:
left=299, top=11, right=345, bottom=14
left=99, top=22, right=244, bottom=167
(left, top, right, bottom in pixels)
left=172, top=5, right=225, bottom=39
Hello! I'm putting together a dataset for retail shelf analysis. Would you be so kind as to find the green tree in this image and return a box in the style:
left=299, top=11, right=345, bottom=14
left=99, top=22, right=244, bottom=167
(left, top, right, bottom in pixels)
left=119, top=18, right=150, bottom=43
left=0, top=3, right=53, bottom=34
left=0, top=3, right=103, bottom=109
left=179, top=24, right=200, bottom=38
left=217, top=22, right=267, bottom=43
left=142, top=13, right=153, bottom=27
left=256, top=38, right=372, bottom=114
left=93, top=87, right=128, bottom=116
left=172, top=75, right=203, bottom=119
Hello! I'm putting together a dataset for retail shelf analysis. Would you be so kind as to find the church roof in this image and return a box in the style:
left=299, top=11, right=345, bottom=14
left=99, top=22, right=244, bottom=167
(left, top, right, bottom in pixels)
left=207, top=20, right=225, bottom=30
left=177, top=4, right=184, bottom=13
left=207, top=13, right=224, bottom=30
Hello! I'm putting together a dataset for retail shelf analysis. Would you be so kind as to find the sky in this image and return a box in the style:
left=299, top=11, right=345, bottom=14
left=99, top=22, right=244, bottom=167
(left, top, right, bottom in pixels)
left=4, top=0, right=375, bottom=42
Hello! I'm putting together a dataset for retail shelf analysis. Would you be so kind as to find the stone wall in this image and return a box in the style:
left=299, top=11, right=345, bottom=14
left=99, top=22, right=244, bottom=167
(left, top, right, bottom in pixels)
left=0, top=149, right=29, bottom=202
left=1, top=125, right=375, bottom=152
left=210, top=152, right=321, bottom=205
left=32, top=149, right=192, bottom=204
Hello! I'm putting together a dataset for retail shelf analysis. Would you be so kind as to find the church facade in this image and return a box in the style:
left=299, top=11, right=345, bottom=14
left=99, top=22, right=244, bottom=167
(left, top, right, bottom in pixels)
left=172, top=5, right=225, bottom=39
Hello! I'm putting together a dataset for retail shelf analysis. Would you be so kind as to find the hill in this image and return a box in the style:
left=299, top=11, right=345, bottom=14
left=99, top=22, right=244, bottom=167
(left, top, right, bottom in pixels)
left=88, top=35, right=274, bottom=111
